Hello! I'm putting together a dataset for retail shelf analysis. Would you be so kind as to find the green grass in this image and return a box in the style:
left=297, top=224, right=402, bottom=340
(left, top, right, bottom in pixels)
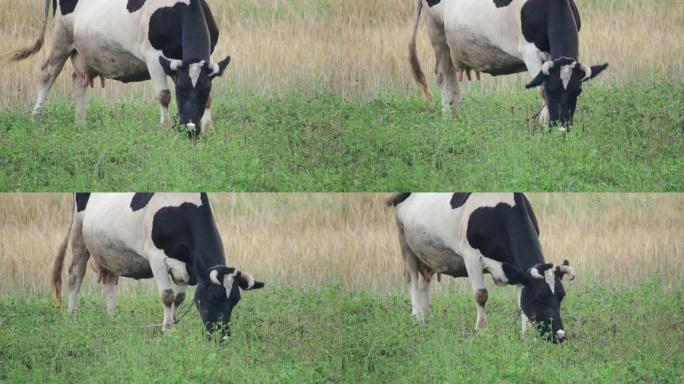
left=1, top=282, right=682, bottom=383
left=0, top=82, right=681, bottom=191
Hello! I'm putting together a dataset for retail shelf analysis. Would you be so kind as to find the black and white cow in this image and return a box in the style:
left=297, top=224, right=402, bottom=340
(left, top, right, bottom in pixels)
left=409, top=0, right=608, bottom=130
left=52, top=193, right=264, bottom=340
left=6, top=0, right=230, bottom=135
left=387, top=193, right=575, bottom=343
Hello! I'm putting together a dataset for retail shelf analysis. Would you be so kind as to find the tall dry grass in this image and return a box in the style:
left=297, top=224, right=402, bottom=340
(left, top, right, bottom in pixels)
left=0, top=193, right=681, bottom=296
left=0, top=0, right=682, bottom=109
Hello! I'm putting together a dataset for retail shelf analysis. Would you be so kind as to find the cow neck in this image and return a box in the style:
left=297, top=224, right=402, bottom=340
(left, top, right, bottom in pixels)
left=547, top=0, right=579, bottom=60
left=182, top=0, right=211, bottom=62
left=505, top=205, right=546, bottom=271
left=190, top=195, right=227, bottom=274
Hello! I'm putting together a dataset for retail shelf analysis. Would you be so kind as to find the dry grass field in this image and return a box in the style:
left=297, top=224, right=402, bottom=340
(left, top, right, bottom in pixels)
left=0, top=0, right=682, bottom=109
left=0, top=193, right=681, bottom=296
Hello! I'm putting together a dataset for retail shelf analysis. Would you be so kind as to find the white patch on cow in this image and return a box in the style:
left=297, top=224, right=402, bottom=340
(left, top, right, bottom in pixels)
left=189, top=61, right=205, bottom=88
left=222, top=272, right=237, bottom=298
left=560, top=62, right=577, bottom=90
left=544, top=266, right=557, bottom=294
left=556, top=329, right=566, bottom=339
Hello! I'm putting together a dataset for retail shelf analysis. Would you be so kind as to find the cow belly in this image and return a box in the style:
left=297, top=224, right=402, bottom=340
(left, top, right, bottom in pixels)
left=404, top=226, right=468, bottom=277
left=72, top=35, right=149, bottom=81
left=447, top=28, right=527, bottom=75
left=84, top=231, right=153, bottom=279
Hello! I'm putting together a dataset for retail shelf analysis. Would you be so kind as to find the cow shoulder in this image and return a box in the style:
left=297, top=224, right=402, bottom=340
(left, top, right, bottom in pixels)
left=520, top=0, right=549, bottom=53
left=59, top=0, right=78, bottom=15
left=130, top=193, right=154, bottom=212
left=450, top=193, right=471, bottom=209
left=75, top=193, right=90, bottom=212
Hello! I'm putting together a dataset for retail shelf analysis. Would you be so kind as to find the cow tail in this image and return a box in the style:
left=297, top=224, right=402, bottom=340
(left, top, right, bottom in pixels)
left=5, top=0, right=51, bottom=62
left=408, top=0, right=433, bottom=102
left=51, top=195, right=74, bottom=305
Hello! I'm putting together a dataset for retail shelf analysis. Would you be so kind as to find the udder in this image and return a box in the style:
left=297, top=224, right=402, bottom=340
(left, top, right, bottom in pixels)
left=85, top=235, right=152, bottom=279
left=72, top=34, right=149, bottom=81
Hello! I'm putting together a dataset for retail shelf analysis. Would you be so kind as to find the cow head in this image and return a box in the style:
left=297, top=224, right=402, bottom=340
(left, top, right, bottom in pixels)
left=194, top=265, right=264, bottom=341
left=503, top=260, right=576, bottom=343
left=526, top=58, right=608, bottom=130
left=159, top=56, right=231, bottom=135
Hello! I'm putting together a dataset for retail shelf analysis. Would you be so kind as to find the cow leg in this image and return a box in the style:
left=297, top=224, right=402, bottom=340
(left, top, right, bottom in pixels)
left=518, top=285, right=531, bottom=334
left=398, top=222, right=432, bottom=323
left=101, top=272, right=119, bottom=315
left=32, top=27, right=72, bottom=116
left=171, top=283, right=187, bottom=323
left=66, top=219, right=90, bottom=313
left=521, top=45, right=549, bottom=125
left=145, top=57, right=172, bottom=126
left=72, top=72, right=89, bottom=123
left=464, top=254, right=488, bottom=330
left=426, top=17, right=461, bottom=114
left=147, top=250, right=177, bottom=331
left=200, top=97, right=214, bottom=133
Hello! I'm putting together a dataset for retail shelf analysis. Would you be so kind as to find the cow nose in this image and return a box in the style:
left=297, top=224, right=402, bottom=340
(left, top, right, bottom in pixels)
left=186, top=122, right=196, bottom=131
left=555, top=329, right=566, bottom=343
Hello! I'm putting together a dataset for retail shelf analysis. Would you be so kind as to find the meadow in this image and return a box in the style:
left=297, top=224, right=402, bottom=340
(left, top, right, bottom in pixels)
left=0, top=194, right=682, bottom=382
left=0, top=0, right=682, bottom=191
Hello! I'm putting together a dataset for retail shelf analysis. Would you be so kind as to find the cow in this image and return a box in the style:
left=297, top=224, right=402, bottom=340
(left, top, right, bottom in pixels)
left=51, top=193, right=264, bottom=340
left=408, top=0, right=608, bottom=131
left=5, top=0, right=231, bottom=135
left=387, top=193, right=575, bottom=343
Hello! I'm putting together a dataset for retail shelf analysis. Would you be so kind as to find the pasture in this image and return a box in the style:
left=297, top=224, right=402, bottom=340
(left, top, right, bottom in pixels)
left=0, top=0, right=682, bottom=191
left=1, top=194, right=682, bottom=382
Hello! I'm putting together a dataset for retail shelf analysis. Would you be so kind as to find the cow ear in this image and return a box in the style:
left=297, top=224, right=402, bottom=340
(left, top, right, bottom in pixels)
left=525, top=71, right=548, bottom=89
left=209, top=56, right=231, bottom=78
left=502, top=263, right=529, bottom=285
left=159, top=56, right=183, bottom=77
left=237, top=271, right=265, bottom=290
left=581, top=63, right=608, bottom=82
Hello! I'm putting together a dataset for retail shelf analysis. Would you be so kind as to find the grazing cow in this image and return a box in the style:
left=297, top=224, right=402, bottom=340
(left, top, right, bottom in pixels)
left=387, top=193, right=575, bottom=343
left=52, top=193, right=264, bottom=339
left=6, top=0, right=230, bottom=135
left=409, top=0, right=608, bottom=130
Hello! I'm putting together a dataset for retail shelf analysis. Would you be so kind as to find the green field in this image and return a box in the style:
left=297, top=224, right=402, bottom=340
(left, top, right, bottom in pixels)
left=1, top=282, right=681, bottom=383
left=1, top=82, right=681, bottom=191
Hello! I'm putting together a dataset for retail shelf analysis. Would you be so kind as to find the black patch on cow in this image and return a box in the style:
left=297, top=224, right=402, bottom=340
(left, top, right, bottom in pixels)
left=493, top=0, right=513, bottom=8
left=59, top=0, right=78, bottom=15
left=426, top=0, right=441, bottom=7
left=391, top=193, right=412, bottom=207
left=450, top=193, right=471, bottom=209
left=75, top=193, right=90, bottom=212
left=465, top=193, right=543, bottom=268
left=130, top=193, right=154, bottom=211
left=148, top=0, right=219, bottom=60
left=126, top=0, right=146, bottom=13
left=150, top=193, right=223, bottom=284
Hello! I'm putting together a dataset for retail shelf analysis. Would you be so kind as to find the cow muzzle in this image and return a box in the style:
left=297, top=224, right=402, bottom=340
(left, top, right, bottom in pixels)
left=554, top=329, right=567, bottom=344
left=186, top=122, right=197, bottom=132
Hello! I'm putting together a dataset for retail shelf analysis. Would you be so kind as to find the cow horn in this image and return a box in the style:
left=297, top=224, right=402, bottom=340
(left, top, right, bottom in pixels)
left=170, top=59, right=183, bottom=71
left=579, top=63, right=592, bottom=81
left=529, top=267, right=544, bottom=280
left=541, top=61, right=555, bottom=75
left=208, top=62, right=220, bottom=76
left=239, top=271, right=256, bottom=289
left=209, top=270, right=221, bottom=285
left=558, top=265, right=576, bottom=280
